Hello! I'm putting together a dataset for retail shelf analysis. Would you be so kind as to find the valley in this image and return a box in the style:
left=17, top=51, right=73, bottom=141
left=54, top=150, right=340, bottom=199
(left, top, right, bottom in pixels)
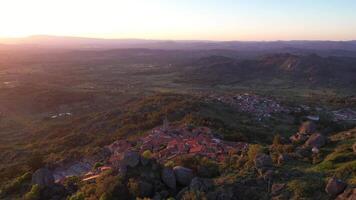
left=0, top=44, right=355, bottom=200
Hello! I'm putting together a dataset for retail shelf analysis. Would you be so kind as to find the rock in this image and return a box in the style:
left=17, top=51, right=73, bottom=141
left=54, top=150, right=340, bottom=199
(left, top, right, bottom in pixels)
left=277, top=154, right=290, bottom=165
left=123, top=151, right=140, bottom=168
left=325, top=178, right=347, bottom=196
left=299, top=121, right=317, bottom=134
left=271, top=183, right=286, bottom=196
left=32, top=168, right=55, bottom=187
left=254, top=154, right=273, bottom=169
left=173, top=166, right=194, bottom=186
left=189, top=177, right=213, bottom=192
left=305, top=133, right=326, bottom=148
left=161, top=168, right=176, bottom=190
left=139, top=181, right=153, bottom=197
left=336, top=187, right=356, bottom=200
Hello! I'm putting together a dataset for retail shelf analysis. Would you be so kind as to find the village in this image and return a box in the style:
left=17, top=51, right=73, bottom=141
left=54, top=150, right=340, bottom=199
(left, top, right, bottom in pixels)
left=75, top=122, right=249, bottom=183
left=206, top=93, right=290, bottom=119
left=107, top=122, right=249, bottom=164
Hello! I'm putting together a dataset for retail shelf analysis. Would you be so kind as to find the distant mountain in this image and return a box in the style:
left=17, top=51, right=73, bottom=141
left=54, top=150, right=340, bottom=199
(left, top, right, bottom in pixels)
left=183, top=54, right=356, bottom=89
left=1, top=35, right=356, bottom=53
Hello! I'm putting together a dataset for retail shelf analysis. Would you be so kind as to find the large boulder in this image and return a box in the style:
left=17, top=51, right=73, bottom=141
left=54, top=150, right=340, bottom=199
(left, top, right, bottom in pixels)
left=254, top=154, right=273, bottom=169
left=173, top=166, right=194, bottom=186
left=189, top=177, right=213, bottom=192
left=305, top=133, right=326, bottom=148
left=325, top=178, right=347, bottom=196
left=161, top=168, right=176, bottom=190
left=299, top=121, right=317, bottom=134
left=123, top=151, right=140, bottom=168
left=336, top=187, right=356, bottom=200
left=32, top=168, right=55, bottom=187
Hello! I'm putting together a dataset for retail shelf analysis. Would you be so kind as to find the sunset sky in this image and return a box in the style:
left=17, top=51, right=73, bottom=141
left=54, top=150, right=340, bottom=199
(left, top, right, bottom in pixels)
left=0, top=0, right=355, bottom=41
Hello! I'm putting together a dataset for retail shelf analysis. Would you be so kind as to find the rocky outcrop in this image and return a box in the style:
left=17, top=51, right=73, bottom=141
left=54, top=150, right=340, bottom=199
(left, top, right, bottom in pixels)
left=325, top=178, right=347, bottom=196
left=123, top=151, right=140, bottom=168
left=173, top=166, right=194, bottom=186
left=32, top=168, right=55, bottom=187
left=305, top=133, right=326, bottom=148
left=254, top=154, right=273, bottom=169
left=336, top=187, right=356, bottom=200
left=161, top=168, right=176, bottom=190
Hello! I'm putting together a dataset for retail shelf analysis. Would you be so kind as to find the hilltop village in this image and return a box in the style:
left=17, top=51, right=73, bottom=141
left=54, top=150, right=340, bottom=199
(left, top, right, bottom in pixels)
left=108, top=124, right=248, bottom=163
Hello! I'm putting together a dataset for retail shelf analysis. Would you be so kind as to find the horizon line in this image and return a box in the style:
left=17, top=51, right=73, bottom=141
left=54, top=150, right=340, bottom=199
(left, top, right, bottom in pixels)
left=0, top=34, right=356, bottom=43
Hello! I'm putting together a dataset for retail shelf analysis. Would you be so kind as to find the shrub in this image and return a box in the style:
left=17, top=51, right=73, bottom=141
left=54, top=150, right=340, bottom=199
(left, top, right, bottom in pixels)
left=247, top=144, right=264, bottom=162
left=68, top=192, right=85, bottom=200
left=96, top=175, right=128, bottom=199
left=197, top=157, right=220, bottom=178
left=164, top=160, right=175, bottom=168
left=63, top=176, right=81, bottom=193
left=142, top=150, right=153, bottom=159
left=93, top=162, right=104, bottom=170
left=287, top=175, right=324, bottom=199
left=24, top=184, right=41, bottom=200
left=1, top=172, right=32, bottom=195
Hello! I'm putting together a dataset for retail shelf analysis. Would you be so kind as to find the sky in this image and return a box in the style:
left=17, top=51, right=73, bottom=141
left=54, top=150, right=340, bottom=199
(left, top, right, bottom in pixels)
left=0, top=0, right=355, bottom=41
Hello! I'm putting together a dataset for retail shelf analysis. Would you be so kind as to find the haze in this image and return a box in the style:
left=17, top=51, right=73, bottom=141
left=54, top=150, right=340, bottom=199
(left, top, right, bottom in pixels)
left=1, top=0, right=356, bottom=41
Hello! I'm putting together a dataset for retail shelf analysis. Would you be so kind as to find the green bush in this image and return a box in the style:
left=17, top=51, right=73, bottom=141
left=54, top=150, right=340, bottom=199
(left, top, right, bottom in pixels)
left=1, top=172, right=32, bottom=195
left=24, top=184, right=41, bottom=200
left=287, top=175, right=324, bottom=199
left=93, top=162, right=104, bottom=170
left=247, top=144, right=264, bottom=163
left=142, top=150, right=153, bottom=159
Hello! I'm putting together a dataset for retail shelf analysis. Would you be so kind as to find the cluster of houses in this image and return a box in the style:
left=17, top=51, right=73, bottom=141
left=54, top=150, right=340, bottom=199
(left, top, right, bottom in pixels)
left=107, top=124, right=248, bottom=164
left=207, top=93, right=289, bottom=118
